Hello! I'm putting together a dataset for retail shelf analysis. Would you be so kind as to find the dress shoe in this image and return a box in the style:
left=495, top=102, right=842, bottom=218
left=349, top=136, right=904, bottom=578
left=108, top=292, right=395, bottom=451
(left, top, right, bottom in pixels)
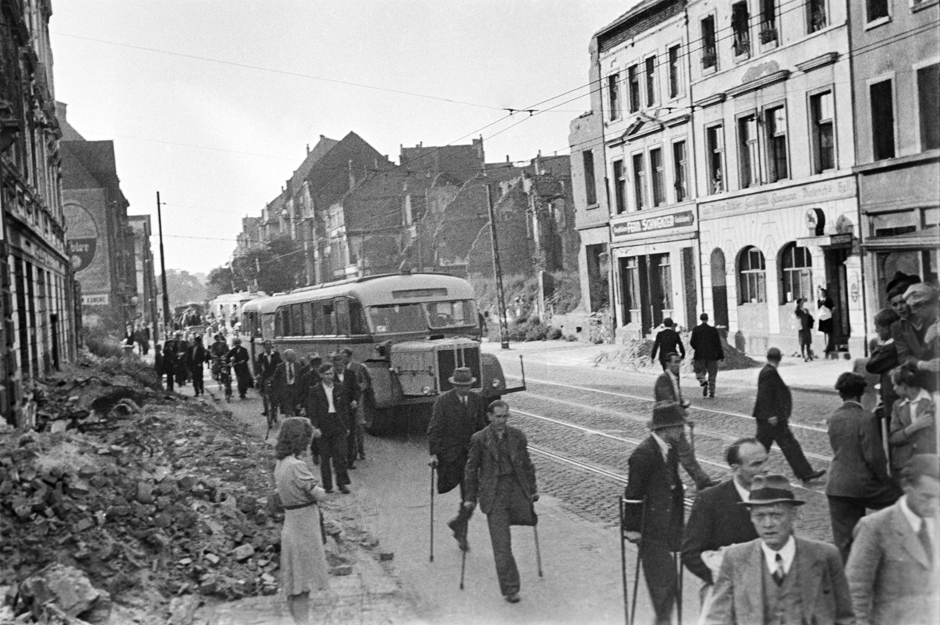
left=504, top=593, right=521, bottom=604
left=802, top=469, right=827, bottom=484
left=339, top=485, right=350, bottom=494
left=702, top=386, right=708, bottom=397
left=348, top=463, right=356, bottom=470
left=324, top=488, right=333, bottom=494
left=447, top=518, right=470, bottom=551
left=359, top=453, right=366, bottom=461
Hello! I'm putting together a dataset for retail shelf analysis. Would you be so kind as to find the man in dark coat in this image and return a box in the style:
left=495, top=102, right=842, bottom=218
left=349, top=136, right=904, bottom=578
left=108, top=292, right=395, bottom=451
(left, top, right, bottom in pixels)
left=623, top=401, right=688, bottom=625
left=682, top=438, right=766, bottom=611
left=689, top=313, right=724, bottom=398
left=428, top=367, right=488, bottom=551
left=226, top=337, right=252, bottom=399
left=330, top=352, right=361, bottom=468
left=154, top=343, right=164, bottom=389
left=753, top=347, right=826, bottom=484
left=187, top=336, right=209, bottom=396
left=825, top=372, right=900, bottom=563
left=162, top=337, right=179, bottom=392
left=650, top=317, right=685, bottom=370
left=305, top=363, right=351, bottom=494
left=340, top=347, right=371, bottom=464
left=175, top=331, right=190, bottom=388
left=272, top=349, right=305, bottom=417
left=463, top=400, right=538, bottom=604
left=256, top=339, right=283, bottom=418
left=866, top=307, right=901, bottom=427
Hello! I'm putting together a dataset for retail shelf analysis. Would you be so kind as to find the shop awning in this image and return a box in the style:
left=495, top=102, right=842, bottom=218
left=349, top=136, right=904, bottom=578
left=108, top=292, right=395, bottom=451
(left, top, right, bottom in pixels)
left=861, top=229, right=940, bottom=250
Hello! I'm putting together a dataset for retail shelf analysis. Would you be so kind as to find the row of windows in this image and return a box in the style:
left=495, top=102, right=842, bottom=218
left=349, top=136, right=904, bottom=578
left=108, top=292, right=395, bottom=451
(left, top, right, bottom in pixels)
left=612, top=140, right=690, bottom=213
left=870, top=66, right=940, bottom=160
left=737, top=242, right=814, bottom=306
left=607, top=44, right=684, bottom=121
left=273, top=298, right=368, bottom=338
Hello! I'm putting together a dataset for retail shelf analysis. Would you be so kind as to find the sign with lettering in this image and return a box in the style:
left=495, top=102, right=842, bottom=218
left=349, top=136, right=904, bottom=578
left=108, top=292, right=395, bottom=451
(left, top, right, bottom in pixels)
left=68, top=238, right=97, bottom=272
left=700, top=177, right=856, bottom=220
left=82, top=294, right=110, bottom=306
left=613, top=210, right=695, bottom=237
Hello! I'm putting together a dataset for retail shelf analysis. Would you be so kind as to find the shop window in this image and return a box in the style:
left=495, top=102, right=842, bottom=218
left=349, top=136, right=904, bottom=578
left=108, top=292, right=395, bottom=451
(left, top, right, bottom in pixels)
left=870, top=80, right=896, bottom=160
left=732, top=2, right=751, bottom=58
left=583, top=150, right=597, bottom=205
left=867, top=0, right=889, bottom=23
left=628, top=65, right=640, bottom=113
left=738, top=246, right=767, bottom=304
left=807, top=0, right=827, bottom=33
left=779, top=243, right=813, bottom=304
left=633, top=153, right=647, bottom=210
left=810, top=91, right=835, bottom=173
left=645, top=56, right=657, bottom=107
left=668, top=46, right=681, bottom=98
left=706, top=124, right=725, bottom=193
left=658, top=255, right=673, bottom=312
left=650, top=148, right=665, bottom=207
left=673, top=140, right=688, bottom=202
left=765, top=106, right=789, bottom=182
left=701, top=16, right=717, bottom=70
left=738, top=114, right=760, bottom=188
left=760, top=0, right=778, bottom=45
left=871, top=210, right=918, bottom=237
left=608, top=73, right=621, bottom=121
left=613, top=159, right=627, bottom=214
left=918, top=65, right=940, bottom=151
left=624, top=256, right=640, bottom=322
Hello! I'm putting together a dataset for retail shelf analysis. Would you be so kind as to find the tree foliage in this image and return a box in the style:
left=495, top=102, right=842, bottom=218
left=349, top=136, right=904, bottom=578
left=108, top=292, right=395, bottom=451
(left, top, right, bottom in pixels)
left=207, top=236, right=303, bottom=299
left=160, top=269, right=207, bottom=309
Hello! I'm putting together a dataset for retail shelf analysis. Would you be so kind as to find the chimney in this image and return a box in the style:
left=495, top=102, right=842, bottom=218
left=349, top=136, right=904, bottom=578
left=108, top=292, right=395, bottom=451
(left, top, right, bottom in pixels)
left=506, top=155, right=510, bottom=163
left=306, top=144, right=310, bottom=154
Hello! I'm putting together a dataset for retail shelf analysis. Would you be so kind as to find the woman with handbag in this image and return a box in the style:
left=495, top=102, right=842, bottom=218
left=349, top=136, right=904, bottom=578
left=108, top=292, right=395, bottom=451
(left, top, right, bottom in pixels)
left=795, top=298, right=815, bottom=361
left=274, top=417, right=330, bottom=624
left=817, top=287, right=835, bottom=358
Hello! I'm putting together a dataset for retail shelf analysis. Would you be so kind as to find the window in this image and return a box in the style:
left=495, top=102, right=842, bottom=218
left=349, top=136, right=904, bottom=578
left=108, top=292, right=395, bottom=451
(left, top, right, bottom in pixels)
left=807, top=0, right=827, bottom=32
left=315, top=301, right=335, bottom=335
left=870, top=80, right=896, bottom=160
left=673, top=140, right=688, bottom=202
left=702, top=16, right=717, bottom=70
left=738, top=246, right=767, bottom=304
left=350, top=300, right=368, bottom=334
left=628, top=64, right=640, bottom=113
left=645, top=57, right=657, bottom=107
left=867, top=0, right=889, bottom=22
left=765, top=106, right=789, bottom=182
left=290, top=304, right=303, bottom=336
left=624, top=257, right=640, bottom=322
left=658, top=254, right=673, bottom=311
left=780, top=243, right=813, bottom=303
left=810, top=91, right=835, bottom=172
left=302, top=302, right=315, bottom=335
left=613, top=159, right=627, bottom=214
left=583, top=150, right=597, bottom=205
left=633, top=153, right=647, bottom=210
left=608, top=73, right=621, bottom=121
left=738, top=114, right=760, bottom=188
left=918, top=65, right=940, bottom=151
left=760, top=0, right=778, bottom=44
left=650, top=148, right=665, bottom=207
left=732, top=2, right=751, bottom=58
left=706, top=124, right=725, bottom=193
left=668, top=46, right=681, bottom=98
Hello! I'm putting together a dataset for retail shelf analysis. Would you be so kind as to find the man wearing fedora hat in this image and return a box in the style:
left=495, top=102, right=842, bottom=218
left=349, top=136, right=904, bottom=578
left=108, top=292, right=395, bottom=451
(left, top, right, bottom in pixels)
left=428, top=367, right=488, bottom=551
left=704, top=474, right=854, bottom=625
left=623, top=401, right=688, bottom=625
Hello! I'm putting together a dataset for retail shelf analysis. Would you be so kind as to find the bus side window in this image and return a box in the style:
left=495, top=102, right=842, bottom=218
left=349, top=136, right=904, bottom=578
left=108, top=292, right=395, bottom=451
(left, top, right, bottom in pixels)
left=349, top=300, right=368, bottom=335
left=302, top=302, right=315, bottom=336
left=291, top=304, right=303, bottom=337
left=274, top=308, right=287, bottom=338
left=315, top=301, right=336, bottom=335
left=334, top=298, right=350, bottom=335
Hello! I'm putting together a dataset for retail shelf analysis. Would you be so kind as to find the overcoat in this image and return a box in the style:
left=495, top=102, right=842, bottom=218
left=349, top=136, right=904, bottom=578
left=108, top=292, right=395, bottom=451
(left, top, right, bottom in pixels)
left=622, top=436, right=684, bottom=551
left=427, top=389, right=488, bottom=493
left=304, top=383, right=350, bottom=437
left=690, top=322, right=724, bottom=362
left=681, top=479, right=758, bottom=584
left=463, top=424, right=537, bottom=525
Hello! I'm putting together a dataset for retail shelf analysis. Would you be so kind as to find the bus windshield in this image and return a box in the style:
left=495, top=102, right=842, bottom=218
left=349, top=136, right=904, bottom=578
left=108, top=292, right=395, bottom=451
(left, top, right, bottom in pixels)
left=427, top=300, right=477, bottom=329
left=367, top=300, right=477, bottom=334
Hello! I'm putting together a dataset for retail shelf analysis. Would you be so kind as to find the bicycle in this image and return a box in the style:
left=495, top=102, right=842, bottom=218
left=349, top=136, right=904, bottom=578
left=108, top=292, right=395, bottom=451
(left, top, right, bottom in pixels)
left=212, top=358, right=233, bottom=402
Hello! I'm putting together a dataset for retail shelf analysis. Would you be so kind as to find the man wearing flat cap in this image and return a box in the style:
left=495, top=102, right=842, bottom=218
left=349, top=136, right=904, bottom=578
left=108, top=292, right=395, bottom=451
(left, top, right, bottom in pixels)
left=622, top=401, right=687, bottom=625
left=704, top=474, right=854, bottom=625
left=428, top=367, right=488, bottom=551
left=900, top=282, right=940, bottom=391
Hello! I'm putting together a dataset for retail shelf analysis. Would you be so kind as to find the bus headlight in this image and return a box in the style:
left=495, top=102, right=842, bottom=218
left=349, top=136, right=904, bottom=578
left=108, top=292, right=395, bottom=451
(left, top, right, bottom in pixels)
left=492, top=379, right=501, bottom=388
left=422, top=386, right=432, bottom=395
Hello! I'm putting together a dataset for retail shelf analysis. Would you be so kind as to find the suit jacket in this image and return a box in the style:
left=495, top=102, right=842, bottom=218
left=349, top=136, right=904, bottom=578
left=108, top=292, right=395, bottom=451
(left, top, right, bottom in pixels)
left=622, top=436, right=684, bottom=551
left=865, top=341, right=900, bottom=419
left=304, top=382, right=350, bottom=437
left=187, top=345, right=209, bottom=369
left=333, top=368, right=361, bottom=410
left=690, top=323, right=724, bottom=362
left=845, top=500, right=940, bottom=625
left=681, top=479, right=758, bottom=584
left=654, top=371, right=685, bottom=406
left=226, top=346, right=251, bottom=378
left=464, top=424, right=537, bottom=519
left=752, top=364, right=792, bottom=422
left=825, top=401, right=896, bottom=500
left=256, top=350, right=283, bottom=382
left=888, top=394, right=937, bottom=469
left=427, top=389, right=488, bottom=463
left=273, top=361, right=306, bottom=408
left=651, top=327, right=685, bottom=363
left=705, top=537, right=855, bottom=625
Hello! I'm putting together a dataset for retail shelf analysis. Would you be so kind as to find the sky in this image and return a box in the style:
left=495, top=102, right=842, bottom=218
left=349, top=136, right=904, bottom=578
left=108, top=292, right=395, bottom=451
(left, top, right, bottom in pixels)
left=50, top=1, right=632, bottom=277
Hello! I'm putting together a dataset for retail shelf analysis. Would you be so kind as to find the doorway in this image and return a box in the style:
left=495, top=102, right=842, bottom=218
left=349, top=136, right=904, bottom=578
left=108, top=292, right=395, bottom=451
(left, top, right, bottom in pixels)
left=824, top=247, right=851, bottom=350
left=710, top=248, right=729, bottom=329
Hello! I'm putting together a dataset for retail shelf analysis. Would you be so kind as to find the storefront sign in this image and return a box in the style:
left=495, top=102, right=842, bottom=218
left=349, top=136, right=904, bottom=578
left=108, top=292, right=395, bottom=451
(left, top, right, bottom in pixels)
left=82, top=294, right=110, bottom=306
left=613, top=210, right=695, bottom=237
left=700, top=177, right=856, bottom=220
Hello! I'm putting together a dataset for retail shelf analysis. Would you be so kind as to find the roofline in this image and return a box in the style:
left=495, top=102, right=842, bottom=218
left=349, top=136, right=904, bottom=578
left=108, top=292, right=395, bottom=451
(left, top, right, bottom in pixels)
left=592, top=0, right=676, bottom=41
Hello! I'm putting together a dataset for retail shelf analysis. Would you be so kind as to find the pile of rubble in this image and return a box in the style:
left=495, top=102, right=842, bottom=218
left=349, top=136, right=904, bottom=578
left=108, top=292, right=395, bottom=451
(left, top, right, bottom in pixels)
left=593, top=332, right=760, bottom=373
left=0, top=357, right=353, bottom=624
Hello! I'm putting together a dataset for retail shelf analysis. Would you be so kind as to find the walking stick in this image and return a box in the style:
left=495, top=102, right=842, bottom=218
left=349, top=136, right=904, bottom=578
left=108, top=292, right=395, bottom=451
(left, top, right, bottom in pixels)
left=533, top=524, right=543, bottom=578
left=459, top=546, right=467, bottom=590
left=627, top=497, right=647, bottom=625
left=429, top=462, right=435, bottom=563
left=687, top=421, right=696, bottom=453
left=619, top=497, right=630, bottom=625
left=675, top=552, right=683, bottom=625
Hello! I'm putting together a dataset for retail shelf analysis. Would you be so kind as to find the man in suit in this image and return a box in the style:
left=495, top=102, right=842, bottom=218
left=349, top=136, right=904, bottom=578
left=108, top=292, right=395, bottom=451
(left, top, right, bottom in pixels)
left=866, top=307, right=901, bottom=427
left=826, top=372, right=900, bottom=563
left=704, top=473, right=855, bottom=625
left=654, top=352, right=716, bottom=490
left=846, top=454, right=939, bottom=625
left=623, top=401, right=687, bottom=625
left=689, top=313, right=724, bottom=399
left=256, top=339, right=282, bottom=419
left=273, top=349, right=305, bottom=417
left=463, top=400, right=538, bottom=604
left=305, top=363, right=352, bottom=494
left=187, top=336, right=209, bottom=397
left=682, top=438, right=767, bottom=601
left=428, top=367, right=488, bottom=551
left=226, top=337, right=253, bottom=400
left=753, top=347, right=826, bottom=484
left=650, top=317, right=685, bottom=370
left=339, top=348, right=369, bottom=466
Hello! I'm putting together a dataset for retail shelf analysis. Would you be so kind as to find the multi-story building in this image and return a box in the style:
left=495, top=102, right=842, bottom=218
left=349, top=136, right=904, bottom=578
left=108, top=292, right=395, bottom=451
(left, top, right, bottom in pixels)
left=849, top=0, right=939, bottom=319
left=0, top=0, right=77, bottom=426
left=128, top=215, right=158, bottom=339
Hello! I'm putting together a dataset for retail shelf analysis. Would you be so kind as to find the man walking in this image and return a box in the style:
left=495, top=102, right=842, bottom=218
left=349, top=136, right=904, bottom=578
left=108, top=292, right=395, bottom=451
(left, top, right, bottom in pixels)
left=305, top=363, right=351, bottom=494
left=332, top=350, right=363, bottom=468
left=256, top=339, right=282, bottom=419
left=341, top=347, right=371, bottom=463
left=226, top=337, right=252, bottom=400
left=622, top=402, right=687, bottom=625
left=703, top=474, right=854, bottom=624
left=463, top=400, right=538, bottom=604
left=427, top=367, right=488, bottom=551
left=650, top=317, right=685, bottom=370
left=273, top=349, right=305, bottom=417
left=753, top=347, right=826, bottom=484
left=689, top=313, right=724, bottom=398
left=187, top=336, right=209, bottom=396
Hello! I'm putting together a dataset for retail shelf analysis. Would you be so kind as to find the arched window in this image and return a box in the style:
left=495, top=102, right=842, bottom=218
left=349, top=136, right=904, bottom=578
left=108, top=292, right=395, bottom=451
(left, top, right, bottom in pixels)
left=738, top=246, right=766, bottom=304
left=779, top=243, right=813, bottom=304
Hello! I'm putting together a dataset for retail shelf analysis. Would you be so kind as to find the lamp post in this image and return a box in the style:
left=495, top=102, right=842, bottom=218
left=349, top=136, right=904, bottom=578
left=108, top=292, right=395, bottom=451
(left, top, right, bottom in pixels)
left=156, top=191, right=171, bottom=336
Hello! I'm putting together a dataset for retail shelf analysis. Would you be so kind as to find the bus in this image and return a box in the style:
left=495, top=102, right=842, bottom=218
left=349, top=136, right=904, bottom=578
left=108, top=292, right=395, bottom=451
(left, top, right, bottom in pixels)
left=209, top=291, right=267, bottom=331
left=241, top=271, right=525, bottom=433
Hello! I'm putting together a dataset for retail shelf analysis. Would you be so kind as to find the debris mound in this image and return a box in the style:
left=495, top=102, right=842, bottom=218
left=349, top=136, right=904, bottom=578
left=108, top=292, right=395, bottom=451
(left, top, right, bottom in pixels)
left=593, top=332, right=760, bottom=373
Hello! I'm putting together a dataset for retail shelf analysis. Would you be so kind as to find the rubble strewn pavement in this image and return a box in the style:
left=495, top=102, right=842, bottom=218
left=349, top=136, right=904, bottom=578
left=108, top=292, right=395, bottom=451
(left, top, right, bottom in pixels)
left=0, top=354, right=403, bottom=624
left=593, top=332, right=760, bottom=373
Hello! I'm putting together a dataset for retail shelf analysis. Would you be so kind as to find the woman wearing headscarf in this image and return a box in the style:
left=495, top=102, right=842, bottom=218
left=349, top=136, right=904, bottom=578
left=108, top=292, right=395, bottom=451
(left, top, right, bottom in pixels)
left=274, top=417, right=329, bottom=624
left=795, top=298, right=815, bottom=361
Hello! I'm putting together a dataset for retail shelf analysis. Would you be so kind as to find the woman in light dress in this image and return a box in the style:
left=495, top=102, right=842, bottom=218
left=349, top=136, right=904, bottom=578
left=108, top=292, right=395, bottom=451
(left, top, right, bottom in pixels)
left=274, top=417, right=329, bottom=624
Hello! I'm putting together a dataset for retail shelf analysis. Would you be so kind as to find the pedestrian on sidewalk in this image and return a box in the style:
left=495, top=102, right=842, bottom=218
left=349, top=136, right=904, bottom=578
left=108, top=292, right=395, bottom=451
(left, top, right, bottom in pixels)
left=818, top=287, right=835, bottom=358
left=305, top=363, right=351, bottom=494
left=866, top=308, right=901, bottom=428
left=274, top=350, right=305, bottom=418
left=187, top=335, right=210, bottom=397
left=752, top=347, right=826, bottom=484
left=274, top=417, right=330, bottom=624
left=690, top=313, right=724, bottom=399
left=825, top=372, right=900, bottom=563
left=227, top=337, right=252, bottom=400
left=887, top=364, right=937, bottom=476
left=330, top=351, right=361, bottom=469
left=795, top=298, right=815, bottom=361
left=427, top=367, right=488, bottom=551
left=154, top=342, right=164, bottom=390
left=650, top=317, right=685, bottom=370
left=622, top=401, right=687, bottom=625
left=463, top=400, right=538, bottom=604
left=256, top=339, right=283, bottom=419
left=162, top=337, right=179, bottom=392
left=341, top=347, right=371, bottom=464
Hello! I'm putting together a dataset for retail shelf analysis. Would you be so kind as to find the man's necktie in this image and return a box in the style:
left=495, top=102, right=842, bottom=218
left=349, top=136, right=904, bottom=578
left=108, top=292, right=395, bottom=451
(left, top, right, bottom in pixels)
left=918, top=519, right=934, bottom=564
left=772, top=553, right=785, bottom=586
left=287, top=364, right=294, bottom=386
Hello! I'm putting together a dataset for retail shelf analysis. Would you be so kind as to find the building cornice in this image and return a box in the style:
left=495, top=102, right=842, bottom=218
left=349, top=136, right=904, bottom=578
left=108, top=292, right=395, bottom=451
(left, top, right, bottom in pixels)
left=727, top=70, right=790, bottom=98
left=796, top=52, right=839, bottom=73
left=853, top=150, right=940, bottom=175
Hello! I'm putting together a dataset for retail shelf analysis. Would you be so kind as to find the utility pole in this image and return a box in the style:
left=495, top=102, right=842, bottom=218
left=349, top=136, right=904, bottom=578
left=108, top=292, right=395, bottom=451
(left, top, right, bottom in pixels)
left=156, top=191, right=171, bottom=337
left=485, top=183, right=510, bottom=349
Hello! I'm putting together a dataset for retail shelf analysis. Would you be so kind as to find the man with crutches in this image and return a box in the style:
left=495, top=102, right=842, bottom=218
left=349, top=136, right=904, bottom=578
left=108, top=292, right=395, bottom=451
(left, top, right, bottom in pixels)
left=463, top=400, right=539, bottom=603
left=622, top=401, right=686, bottom=625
